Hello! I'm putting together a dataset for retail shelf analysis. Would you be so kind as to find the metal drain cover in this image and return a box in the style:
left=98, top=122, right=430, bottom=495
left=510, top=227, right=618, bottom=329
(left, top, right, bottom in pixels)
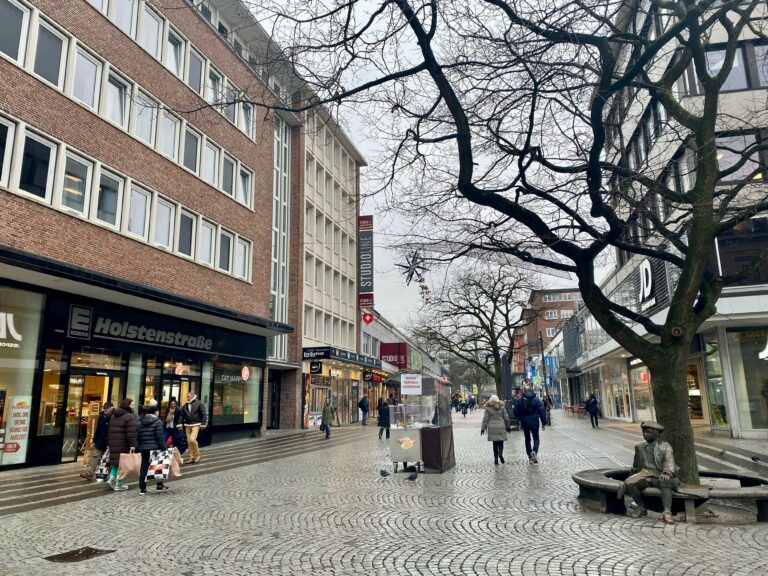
left=44, top=547, right=115, bottom=563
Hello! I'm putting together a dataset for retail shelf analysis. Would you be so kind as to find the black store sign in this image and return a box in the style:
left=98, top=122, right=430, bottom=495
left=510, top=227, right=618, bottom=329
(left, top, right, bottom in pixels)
left=46, top=295, right=266, bottom=361
left=310, top=361, right=323, bottom=374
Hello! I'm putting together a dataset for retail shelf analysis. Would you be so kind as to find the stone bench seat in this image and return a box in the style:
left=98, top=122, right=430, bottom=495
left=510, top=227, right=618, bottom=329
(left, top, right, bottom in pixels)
left=573, top=468, right=768, bottom=523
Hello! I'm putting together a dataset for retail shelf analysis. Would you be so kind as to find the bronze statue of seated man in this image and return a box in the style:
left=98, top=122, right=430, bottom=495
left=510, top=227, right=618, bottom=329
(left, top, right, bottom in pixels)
left=618, top=421, right=680, bottom=524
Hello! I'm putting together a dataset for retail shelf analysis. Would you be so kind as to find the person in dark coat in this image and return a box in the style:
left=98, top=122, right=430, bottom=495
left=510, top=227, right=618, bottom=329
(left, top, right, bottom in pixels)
left=137, top=404, right=169, bottom=495
left=481, top=395, right=511, bottom=465
left=585, top=394, right=600, bottom=428
left=513, top=386, right=547, bottom=463
left=377, top=397, right=391, bottom=439
left=81, top=401, right=114, bottom=481
left=107, top=398, right=137, bottom=490
left=163, top=399, right=182, bottom=446
left=358, top=395, right=370, bottom=425
left=321, top=398, right=334, bottom=439
left=178, top=391, right=207, bottom=464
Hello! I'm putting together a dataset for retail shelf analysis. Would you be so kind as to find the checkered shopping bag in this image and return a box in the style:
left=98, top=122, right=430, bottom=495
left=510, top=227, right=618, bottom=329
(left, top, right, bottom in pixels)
left=145, top=448, right=173, bottom=481
left=95, top=448, right=110, bottom=481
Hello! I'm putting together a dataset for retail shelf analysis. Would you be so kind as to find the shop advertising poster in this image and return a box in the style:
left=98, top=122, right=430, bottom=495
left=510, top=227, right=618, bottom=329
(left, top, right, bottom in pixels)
left=1, top=396, right=31, bottom=465
left=401, top=373, right=423, bottom=396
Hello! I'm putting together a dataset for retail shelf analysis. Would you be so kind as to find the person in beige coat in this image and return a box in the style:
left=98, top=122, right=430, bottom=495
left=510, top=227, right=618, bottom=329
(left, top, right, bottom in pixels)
left=481, top=395, right=511, bottom=465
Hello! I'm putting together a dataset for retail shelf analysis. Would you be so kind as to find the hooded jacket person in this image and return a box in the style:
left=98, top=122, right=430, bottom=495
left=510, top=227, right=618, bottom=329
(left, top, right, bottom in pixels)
left=106, top=398, right=137, bottom=490
left=513, top=387, right=547, bottom=463
left=137, top=404, right=169, bottom=495
left=481, top=395, right=511, bottom=465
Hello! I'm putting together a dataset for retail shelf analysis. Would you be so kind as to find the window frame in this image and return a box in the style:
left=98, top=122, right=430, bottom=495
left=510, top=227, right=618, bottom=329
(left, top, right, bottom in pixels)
left=176, top=209, right=197, bottom=258
left=140, top=4, right=163, bottom=59
left=33, top=19, right=69, bottom=90
left=151, top=195, right=176, bottom=249
left=92, top=168, right=124, bottom=229
left=111, top=0, right=137, bottom=37
left=17, top=130, right=57, bottom=202
left=221, top=154, right=235, bottom=196
left=182, top=127, right=200, bottom=174
left=237, top=166, right=252, bottom=206
left=165, top=29, right=185, bottom=77
left=186, top=48, right=204, bottom=95
left=71, top=48, right=102, bottom=110
left=126, top=184, right=151, bottom=240
left=0, top=116, right=16, bottom=188
left=234, top=237, right=250, bottom=280
left=240, top=101, right=253, bottom=137
left=202, top=141, right=219, bottom=186
left=206, top=67, right=222, bottom=107
left=87, top=0, right=107, bottom=14
left=544, top=309, right=558, bottom=320
left=157, top=111, right=180, bottom=161
left=134, top=90, right=158, bottom=146
left=103, top=73, right=131, bottom=129
left=217, top=228, right=233, bottom=272
left=198, top=219, right=216, bottom=266
left=0, top=0, right=30, bottom=64
left=59, top=151, right=93, bottom=216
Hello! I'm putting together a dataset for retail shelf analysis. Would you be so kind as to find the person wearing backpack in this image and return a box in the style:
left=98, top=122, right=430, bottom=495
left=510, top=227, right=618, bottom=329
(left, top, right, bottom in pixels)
left=513, top=385, right=547, bottom=463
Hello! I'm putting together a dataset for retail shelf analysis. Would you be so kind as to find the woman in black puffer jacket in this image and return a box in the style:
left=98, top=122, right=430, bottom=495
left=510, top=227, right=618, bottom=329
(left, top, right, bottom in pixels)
left=107, top=398, right=137, bottom=490
left=137, top=404, right=169, bottom=495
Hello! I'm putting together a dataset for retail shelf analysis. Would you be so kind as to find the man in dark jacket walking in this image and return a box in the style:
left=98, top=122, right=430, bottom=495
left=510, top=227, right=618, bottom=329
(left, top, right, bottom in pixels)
left=513, top=386, right=547, bottom=463
left=137, top=404, right=169, bottom=495
left=377, top=397, right=390, bottom=439
left=81, top=401, right=113, bottom=480
left=178, top=391, right=207, bottom=464
left=358, top=395, right=370, bottom=425
left=585, top=394, right=600, bottom=428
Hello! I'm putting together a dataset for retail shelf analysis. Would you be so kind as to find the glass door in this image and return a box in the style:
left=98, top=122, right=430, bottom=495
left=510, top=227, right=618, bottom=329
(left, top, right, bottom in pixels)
left=687, top=362, right=708, bottom=423
left=62, top=372, right=121, bottom=463
left=61, top=375, right=85, bottom=462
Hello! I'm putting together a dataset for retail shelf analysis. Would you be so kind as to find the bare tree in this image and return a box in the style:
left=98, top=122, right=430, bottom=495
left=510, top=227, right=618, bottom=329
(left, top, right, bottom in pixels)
left=237, top=0, right=768, bottom=483
left=410, top=267, right=537, bottom=397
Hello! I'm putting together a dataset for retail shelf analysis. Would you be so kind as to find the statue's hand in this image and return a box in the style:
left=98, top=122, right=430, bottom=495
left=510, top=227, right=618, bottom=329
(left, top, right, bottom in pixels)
left=660, top=472, right=672, bottom=486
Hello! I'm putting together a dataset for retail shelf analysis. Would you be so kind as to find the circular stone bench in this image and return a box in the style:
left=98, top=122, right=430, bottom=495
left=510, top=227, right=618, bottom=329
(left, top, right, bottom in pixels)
left=572, top=468, right=768, bottom=523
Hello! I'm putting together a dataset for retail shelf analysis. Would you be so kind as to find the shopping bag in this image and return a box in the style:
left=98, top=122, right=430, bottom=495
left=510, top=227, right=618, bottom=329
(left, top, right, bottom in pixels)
left=146, top=448, right=173, bottom=481
left=174, top=430, right=188, bottom=455
left=319, top=423, right=326, bottom=432
left=169, top=447, right=183, bottom=479
left=95, top=448, right=111, bottom=481
left=117, top=452, right=141, bottom=479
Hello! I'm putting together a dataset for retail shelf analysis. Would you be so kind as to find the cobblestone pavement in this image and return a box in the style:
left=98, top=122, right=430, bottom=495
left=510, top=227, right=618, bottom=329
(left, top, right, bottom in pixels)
left=0, top=411, right=767, bottom=576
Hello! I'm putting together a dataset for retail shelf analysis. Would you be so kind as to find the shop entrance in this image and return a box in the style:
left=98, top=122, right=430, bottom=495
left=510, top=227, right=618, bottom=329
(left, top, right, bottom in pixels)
left=686, top=362, right=709, bottom=424
left=61, top=371, right=123, bottom=463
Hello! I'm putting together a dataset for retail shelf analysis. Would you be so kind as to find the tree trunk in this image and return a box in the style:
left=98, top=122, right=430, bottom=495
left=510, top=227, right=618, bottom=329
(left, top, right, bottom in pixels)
left=647, top=351, right=700, bottom=485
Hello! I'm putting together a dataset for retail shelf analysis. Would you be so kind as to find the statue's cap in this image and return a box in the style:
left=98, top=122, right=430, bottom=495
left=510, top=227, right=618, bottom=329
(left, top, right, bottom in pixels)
left=640, top=421, right=665, bottom=432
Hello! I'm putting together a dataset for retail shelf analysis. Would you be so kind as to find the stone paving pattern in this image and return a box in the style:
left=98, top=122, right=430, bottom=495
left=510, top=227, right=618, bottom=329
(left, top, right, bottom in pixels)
left=0, top=411, right=767, bottom=576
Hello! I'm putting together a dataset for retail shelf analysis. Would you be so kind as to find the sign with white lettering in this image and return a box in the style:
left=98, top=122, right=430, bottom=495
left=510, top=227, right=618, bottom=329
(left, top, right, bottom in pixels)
left=358, top=215, right=374, bottom=307
left=401, top=373, right=423, bottom=395
left=0, top=312, right=23, bottom=349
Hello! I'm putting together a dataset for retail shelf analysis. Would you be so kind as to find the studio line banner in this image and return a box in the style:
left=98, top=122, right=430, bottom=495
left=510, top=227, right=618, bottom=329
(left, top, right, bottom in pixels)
left=358, top=215, right=374, bottom=307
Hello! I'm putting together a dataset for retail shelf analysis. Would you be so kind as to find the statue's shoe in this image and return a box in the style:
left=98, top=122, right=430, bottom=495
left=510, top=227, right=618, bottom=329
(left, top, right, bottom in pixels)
left=662, top=513, right=675, bottom=525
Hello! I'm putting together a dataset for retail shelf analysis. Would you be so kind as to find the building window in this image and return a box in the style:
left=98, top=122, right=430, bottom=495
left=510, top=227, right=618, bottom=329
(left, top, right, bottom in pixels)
left=165, top=31, right=184, bottom=77
left=561, top=309, right=574, bottom=319
left=187, top=49, right=204, bottom=95
left=105, top=74, right=130, bottom=128
left=315, top=260, right=322, bottom=288
left=240, top=102, right=253, bottom=137
left=717, top=133, right=763, bottom=183
left=135, top=92, right=157, bottom=145
left=755, top=45, right=768, bottom=88
left=183, top=129, right=200, bottom=173
left=304, top=254, right=313, bottom=284
left=0, top=0, right=29, bottom=63
left=34, top=22, right=67, bottom=88
left=200, top=2, right=211, bottom=21
left=0, top=119, right=14, bottom=187
left=113, top=0, right=136, bottom=36
left=546, top=327, right=558, bottom=338
left=72, top=50, right=101, bottom=109
left=222, top=156, right=235, bottom=196
left=234, top=238, right=250, bottom=279
left=207, top=69, right=222, bottom=106
left=19, top=132, right=56, bottom=200
left=141, top=5, right=162, bottom=59
left=152, top=197, right=175, bottom=248
left=303, top=305, right=312, bottom=336
left=127, top=186, right=150, bottom=238
left=218, top=229, right=232, bottom=271
left=157, top=112, right=179, bottom=160
left=177, top=210, right=196, bottom=257
left=95, top=171, right=122, bottom=226
left=544, top=310, right=558, bottom=320
left=238, top=168, right=251, bottom=206
left=225, top=85, right=237, bottom=123
left=87, top=0, right=106, bottom=12
left=61, top=154, right=92, bottom=214
left=706, top=47, right=748, bottom=92
left=198, top=220, right=215, bottom=265
left=202, top=142, right=219, bottom=185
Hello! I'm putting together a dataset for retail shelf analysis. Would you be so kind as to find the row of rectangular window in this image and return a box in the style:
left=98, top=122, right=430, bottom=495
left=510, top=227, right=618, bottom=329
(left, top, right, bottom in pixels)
left=0, top=114, right=251, bottom=281
left=303, top=304, right=356, bottom=350
left=304, top=253, right=356, bottom=301
left=544, top=309, right=575, bottom=320
left=87, top=0, right=256, bottom=139
left=0, top=0, right=255, bottom=209
left=677, top=42, right=768, bottom=96
left=304, top=202, right=355, bottom=261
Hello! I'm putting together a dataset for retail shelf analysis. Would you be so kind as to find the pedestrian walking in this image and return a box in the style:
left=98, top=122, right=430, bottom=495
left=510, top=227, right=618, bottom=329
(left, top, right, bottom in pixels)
left=377, top=397, right=391, bottom=439
left=586, top=394, right=600, bottom=428
left=163, top=399, right=181, bottom=446
left=388, top=394, right=398, bottom=406
left=321, top=397, right=334, bottom=439
left=106, top=398, right=137, bottom=490
left=513, top=385, right=547, bottom=463
left=358, top=395, right=370, bottom=425
left=460, top=397, right=468, bottom=417
left=177, top=390, right=207, bottom=464
left=81, top=401, right=114, bottom=481
left=137, top=404, right=169, bottom=495
left=332, top=393, right=341, bottom=426
left=480, top=395, right=511, bottom=465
